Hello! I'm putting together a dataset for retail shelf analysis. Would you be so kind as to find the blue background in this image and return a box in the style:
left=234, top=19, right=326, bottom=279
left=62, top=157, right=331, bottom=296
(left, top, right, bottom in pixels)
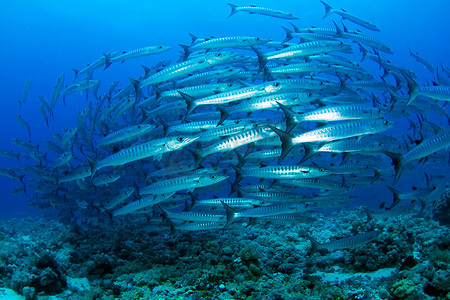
left=0, top=0, right=449, bottom=219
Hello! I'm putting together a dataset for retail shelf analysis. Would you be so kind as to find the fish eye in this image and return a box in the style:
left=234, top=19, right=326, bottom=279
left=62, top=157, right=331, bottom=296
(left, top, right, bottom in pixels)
left=217, top=53, right=222, bottom=57
left=256, top=37, right=260, bottom=40
left=228, top=83, right=233, bottom=87
left=274, top=82, right=280, bottom=87
left=177, top=136, right=184, bottom=142
left=158, top=45, right=163, bottom=49
left=210, top=175, right=216, bottom=179
left=234, top=120, right=241, bottom=124
left=320, top=168, right=325, bottom=172
left=384, top=120, right=389, bottom=125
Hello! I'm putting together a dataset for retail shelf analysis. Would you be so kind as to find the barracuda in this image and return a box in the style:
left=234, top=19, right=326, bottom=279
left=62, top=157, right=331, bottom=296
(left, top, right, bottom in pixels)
left=269, top=119, right=395, bottom=163
left=131, top=51, right=236, bottom=92
left=217, top=92, right=310, bottom=125
left=233, top=164, right=334, bottom=183
left=308, top=231, right=381, bottom=253
left=180, top=36, right=268, bottom=58
left=179, top=80, right=289, bottom=117
left=227, top=3, right=298, bottom=19
left=279, top=103, right=384, bottom=132
left=321, top=1, right=380, bottom=32
left=88, top=135, right=199, bottom=176
left=159, top=205, right=225, bottom=222
left=104, top=187, right=135, bottom=210
left=254, top=40, right=353, bottom=72
left=62, top=80, right=100, bottom=103
left=112, top=192, right=175, bottom=217
left=176, top=68, right=242, bottom=87
left=139, top=173, right=228, bottom=195
left=97, top=124, right=155, bottom=147
left=156, top=82, right=241, bottom=103
left=222, top=201, right=309, bottom=228
left=190, top=125, right=276, bottom=167
left=50, top=74, right=64, bottom=110
left=105, top=45, right=171, bottom=69
left=333, top=22, right=392, bottom=54
left=384, top=130, right=450, bottom=183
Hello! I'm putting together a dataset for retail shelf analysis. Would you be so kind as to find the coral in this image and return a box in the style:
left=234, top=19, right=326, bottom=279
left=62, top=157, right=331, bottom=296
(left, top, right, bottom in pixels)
left=391, top=279, right=418, bottom=298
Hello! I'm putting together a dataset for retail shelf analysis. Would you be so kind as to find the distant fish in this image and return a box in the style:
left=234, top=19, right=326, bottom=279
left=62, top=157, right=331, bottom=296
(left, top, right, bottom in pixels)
left=384, top=130, right=450, bottom=184
left=18, top=79, right=32, bottom=110
left=50, top=73, right=65, bottom=111
left=320, top=0, right=380, bottom=31
left=14, top=114, right=31, bottom=142
left=308, top=231, right=380, bottom=253
left=409, top=48, right=434, bottom=73
left=227, top=3, right=298, bottom=20
left=104, top=45, right=171, bottom=69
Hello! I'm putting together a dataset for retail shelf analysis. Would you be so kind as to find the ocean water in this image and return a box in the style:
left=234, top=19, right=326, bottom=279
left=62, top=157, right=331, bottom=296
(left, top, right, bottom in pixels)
left=1, top=0, right=449, bottom=219
left=0, top=1, right=450, bottom=299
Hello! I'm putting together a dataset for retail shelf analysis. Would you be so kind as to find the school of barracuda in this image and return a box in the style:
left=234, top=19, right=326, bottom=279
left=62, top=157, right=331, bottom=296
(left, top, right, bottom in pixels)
left=4, top=2, right=450, bottom=244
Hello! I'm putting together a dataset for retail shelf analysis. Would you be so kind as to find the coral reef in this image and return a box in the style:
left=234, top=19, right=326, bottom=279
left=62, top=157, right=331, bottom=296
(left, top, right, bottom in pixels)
left=0, top=204, right=449, bottom=299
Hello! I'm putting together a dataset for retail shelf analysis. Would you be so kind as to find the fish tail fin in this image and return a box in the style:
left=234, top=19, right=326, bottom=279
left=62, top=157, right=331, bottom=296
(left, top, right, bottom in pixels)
left=188, top=33, right=198, bottom=44
left=129, top=77, right=142, bottom=99
left=186, top=192, right=197, bottom=211
left=103, top=53, right=112, bottom=70
left=179, top=44, right=191, bottom=59
left=72, top=68, right=79, bottom=81
left=251, top=46, right=268, bottom=73
left=230, top=164, right=244, bottom=185
left=336, top=72, right=347, bottom=91
left=277, top=101, right=298, bottom=133
left=358, top=43, right=369, bottom=61
left=156, top=204, right=171, bottom=226
left=386, top=186, right=402, bottom=209
left=160, top=120, right=170, bottom=136
left=332, top=20, right=343, bottom=37
left=227, top=3, right=238, bottom=18
left=282, top=26, right=294, bottom=43
left=221, top=200, right=237, bottom=229
left=217, top=106, right=230, bottom=126
left=262, top=67, right=273, bottom=82
left=187, top=147, right=205, bottom=168
left=400, top=71, right=419, bottom=105
left=153, top=85, right=163, bottom=104
left=304, top=234, right=320, bottom=255
left=300, top=143, right=317, bottom=164
left=268, top=125, right=294, bottom=164
left=286, top=22, right=299, bottom=34
left=80, top=145, right=97, bottom=179
left=382, top=151, right=404, bottom=184
left=320, top=0, right=334, bottom=18
left=178, top=91, right=198, bottom=118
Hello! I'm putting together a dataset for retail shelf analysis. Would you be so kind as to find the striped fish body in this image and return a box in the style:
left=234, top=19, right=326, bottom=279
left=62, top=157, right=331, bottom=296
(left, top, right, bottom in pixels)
left=385, top=130, right=450, bottom=184
left=113, top=193, right=175, bottom=217
left=138, top=51, right=236, bottom=88
left=265, top=40, right=352, bottom=61
left=110, top=45, right=171, bottom=64
left=188, top=36, right=267, bottom=53
left=239, top=165, right=333, bottom=180
left=139, top=174, right=228, bottom=195
left=104, top=187, right=135, bottom=210
left=297, top=105, right=383, bottom=122
left=94, top=135, right=198, bottom=173
left=97, top=124, right=155, bottom=147
left=227, top=3, right=298, bottom=19
left=292, top=119, right=394, bottom=144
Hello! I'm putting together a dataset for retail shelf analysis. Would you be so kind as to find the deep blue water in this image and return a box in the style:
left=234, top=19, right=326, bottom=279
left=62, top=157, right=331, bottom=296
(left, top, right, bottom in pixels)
left=0, top=0, right=449, bottom=219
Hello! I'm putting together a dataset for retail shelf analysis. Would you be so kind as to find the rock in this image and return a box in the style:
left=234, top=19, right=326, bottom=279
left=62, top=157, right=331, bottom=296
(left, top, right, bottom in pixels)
left=66, top=277, right=90, bottom=292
